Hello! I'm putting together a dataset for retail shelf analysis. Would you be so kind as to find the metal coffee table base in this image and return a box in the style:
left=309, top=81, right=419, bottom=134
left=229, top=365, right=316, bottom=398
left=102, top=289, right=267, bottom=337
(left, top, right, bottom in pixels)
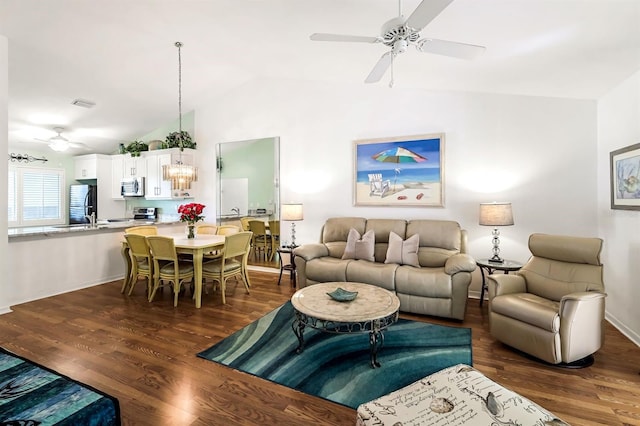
left=292, top=310, right=399, bottom=368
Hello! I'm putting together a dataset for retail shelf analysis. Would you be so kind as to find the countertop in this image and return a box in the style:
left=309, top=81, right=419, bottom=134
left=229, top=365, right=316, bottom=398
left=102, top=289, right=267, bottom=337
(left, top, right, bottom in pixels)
left=219, top=214, right=272, bottom=220
left=8, top=219, right=181, bottom=239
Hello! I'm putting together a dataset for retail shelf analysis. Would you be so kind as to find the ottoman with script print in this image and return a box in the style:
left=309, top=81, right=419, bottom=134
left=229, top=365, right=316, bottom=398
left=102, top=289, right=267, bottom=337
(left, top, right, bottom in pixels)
left=356, top=364, right=569, bottom=425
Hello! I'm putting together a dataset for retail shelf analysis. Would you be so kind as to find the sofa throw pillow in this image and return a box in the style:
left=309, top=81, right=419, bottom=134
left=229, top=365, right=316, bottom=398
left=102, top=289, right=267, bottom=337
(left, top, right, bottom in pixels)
left=384, top=232, right=420, bottom=267
left=342, top=228, right=375, bottom=262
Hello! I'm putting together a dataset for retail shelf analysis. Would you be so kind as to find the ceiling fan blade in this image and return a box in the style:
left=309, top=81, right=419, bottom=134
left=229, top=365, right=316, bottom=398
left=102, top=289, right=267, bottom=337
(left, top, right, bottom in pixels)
left=417, top=38, right=486, bottom=59
left=34, top=136, right=89, bottom=151
left=310, top=33, right=380, bottom=43
left=365, top=51, right=394, bottom=83
left=405, top=0, right=455, bottom=31
left=69, top=142, right=91, bottom=150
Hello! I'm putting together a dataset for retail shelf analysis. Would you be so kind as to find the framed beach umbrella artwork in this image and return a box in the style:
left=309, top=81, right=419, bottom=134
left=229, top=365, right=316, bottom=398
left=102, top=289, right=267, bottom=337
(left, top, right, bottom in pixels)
left=353, top=133, right=444, bottom=207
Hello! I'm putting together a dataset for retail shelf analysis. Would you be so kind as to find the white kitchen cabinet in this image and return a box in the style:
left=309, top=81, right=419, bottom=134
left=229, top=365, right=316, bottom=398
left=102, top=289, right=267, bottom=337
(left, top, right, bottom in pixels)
left=123, top=155, right=146, bottom=178
left=73, top=154, right=125, bottom=218
left=111, top=154, right=147, bottom=199
left=145, top=148, right=197, bottom=200
left=145, top=152, right=173, bottom=199
left=74, top=154, right=99, bottom=180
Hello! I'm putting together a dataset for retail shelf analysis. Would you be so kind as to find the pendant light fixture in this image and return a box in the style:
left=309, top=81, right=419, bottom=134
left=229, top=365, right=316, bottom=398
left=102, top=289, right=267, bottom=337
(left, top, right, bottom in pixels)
left=163, top=41, right=198, bottom=190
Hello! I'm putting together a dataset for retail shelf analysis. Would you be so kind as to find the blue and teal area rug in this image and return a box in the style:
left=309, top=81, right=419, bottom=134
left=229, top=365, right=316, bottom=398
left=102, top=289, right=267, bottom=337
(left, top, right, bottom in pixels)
left=198, top=301, right=472, bottom=409
left=0, top=348, right=121, bottom=426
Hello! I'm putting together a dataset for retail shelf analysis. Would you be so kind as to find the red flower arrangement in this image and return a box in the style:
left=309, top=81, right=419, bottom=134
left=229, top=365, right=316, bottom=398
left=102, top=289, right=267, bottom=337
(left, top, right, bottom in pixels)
left=178, top=203, right=206, bottom=224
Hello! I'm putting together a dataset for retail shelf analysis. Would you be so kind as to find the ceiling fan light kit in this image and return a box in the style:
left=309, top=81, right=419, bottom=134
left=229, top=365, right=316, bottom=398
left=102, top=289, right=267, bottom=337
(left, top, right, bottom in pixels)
left=49, top=140, right=70, bottom=152
left=310, top=0, right=485, bottom=85
left=48, top=127, right=70, bottom=152
left=32, top=126, right=91, bottom=152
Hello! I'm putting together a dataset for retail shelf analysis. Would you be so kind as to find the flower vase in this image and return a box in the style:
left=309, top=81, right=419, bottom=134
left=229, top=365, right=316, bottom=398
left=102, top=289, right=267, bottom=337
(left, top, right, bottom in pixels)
left=187, top=224, right=196, bottom=239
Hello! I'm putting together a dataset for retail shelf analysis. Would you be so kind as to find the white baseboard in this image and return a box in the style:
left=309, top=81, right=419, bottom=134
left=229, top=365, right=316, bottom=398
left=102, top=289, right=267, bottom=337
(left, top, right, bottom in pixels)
left=0, top=306, right=12, bottom=315
left=469, top=290, right=482, bottom=301
left=247, top=265, right=280, bottom=274
left=606, top=311, right=640, bottom=348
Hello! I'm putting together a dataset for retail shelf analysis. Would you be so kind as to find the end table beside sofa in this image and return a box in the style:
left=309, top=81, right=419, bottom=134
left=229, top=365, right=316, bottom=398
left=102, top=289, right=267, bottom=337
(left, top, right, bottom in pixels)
left=475, top=258, right=523, bottom=306
left=293, top=217, right=476, bottom=320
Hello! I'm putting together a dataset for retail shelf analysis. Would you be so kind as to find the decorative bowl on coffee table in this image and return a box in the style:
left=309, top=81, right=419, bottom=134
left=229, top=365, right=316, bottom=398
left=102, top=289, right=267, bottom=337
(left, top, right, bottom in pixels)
left=326, top=287, right=358, bottom=302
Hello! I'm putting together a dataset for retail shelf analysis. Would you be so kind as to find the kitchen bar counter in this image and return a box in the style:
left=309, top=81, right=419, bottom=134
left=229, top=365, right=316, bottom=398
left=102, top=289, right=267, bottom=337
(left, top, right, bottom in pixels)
left=8, top=220, right=181, bottom=239
left=5, top=220, right=186, bottom=313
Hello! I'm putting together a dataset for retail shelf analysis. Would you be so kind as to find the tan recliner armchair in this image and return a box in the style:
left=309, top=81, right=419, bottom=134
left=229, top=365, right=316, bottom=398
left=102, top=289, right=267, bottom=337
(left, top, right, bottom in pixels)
left=487, top=233, right=606, bottom=366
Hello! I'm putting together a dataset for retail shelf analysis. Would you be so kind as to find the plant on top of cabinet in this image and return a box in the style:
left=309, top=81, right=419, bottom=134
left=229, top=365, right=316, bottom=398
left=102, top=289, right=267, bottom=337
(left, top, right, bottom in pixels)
left=125, top=140, right=148, bottom=157
left=165, top=131, right=196, bottom=149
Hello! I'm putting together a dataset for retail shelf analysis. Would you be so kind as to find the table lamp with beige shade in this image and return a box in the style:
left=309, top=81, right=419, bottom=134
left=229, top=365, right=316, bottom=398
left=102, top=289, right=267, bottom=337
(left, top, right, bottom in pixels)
left=281, top=203, right=303, bottom=247
left=479, top=202, right=514, bottom=264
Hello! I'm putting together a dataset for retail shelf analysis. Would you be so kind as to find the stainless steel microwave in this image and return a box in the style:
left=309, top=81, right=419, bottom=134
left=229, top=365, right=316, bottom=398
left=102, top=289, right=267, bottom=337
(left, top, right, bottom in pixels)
left=121, top=177, right=145, bottom=197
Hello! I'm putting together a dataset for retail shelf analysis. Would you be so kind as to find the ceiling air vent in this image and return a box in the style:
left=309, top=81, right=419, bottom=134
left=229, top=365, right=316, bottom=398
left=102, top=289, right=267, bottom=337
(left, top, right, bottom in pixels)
left=71, top=98, right=96, bottom=108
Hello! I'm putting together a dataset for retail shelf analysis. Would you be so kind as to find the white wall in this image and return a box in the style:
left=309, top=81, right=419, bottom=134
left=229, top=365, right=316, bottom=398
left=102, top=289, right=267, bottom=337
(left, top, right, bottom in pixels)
left=1, top=35, right=8, bottom=313
left=195, top=78, right=604, bottom=306
left=597, top=70, right=640, bottom=345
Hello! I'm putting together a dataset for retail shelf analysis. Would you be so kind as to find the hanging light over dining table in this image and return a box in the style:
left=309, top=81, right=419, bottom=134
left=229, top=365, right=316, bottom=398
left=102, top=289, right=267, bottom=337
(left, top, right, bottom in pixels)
left=163, top=160, right=198, bottom=190
left=163, top=41, right=198, bottom=190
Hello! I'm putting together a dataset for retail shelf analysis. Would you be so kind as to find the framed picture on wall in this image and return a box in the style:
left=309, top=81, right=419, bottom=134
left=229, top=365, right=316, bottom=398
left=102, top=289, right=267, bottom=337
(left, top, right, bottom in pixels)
left=610, top=142, right=640, bottom=210
left=353, top=133, right=444, bottom=207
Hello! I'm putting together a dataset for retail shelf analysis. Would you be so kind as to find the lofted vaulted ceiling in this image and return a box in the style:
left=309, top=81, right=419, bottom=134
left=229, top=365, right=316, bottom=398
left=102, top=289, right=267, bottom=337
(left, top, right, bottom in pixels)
left=1, top=0, right=639, bottom=155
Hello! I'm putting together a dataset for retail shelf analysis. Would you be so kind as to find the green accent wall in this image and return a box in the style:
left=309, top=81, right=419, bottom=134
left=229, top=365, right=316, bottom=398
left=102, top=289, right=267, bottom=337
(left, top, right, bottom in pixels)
left=138, top=110, right=195, bottom=145
left=220, top=138, right=276, bottom=213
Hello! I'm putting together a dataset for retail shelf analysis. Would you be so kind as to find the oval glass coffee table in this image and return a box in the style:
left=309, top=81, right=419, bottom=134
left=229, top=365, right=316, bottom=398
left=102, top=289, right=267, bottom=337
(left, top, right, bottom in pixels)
left=290, top=282, right=400, bottom=368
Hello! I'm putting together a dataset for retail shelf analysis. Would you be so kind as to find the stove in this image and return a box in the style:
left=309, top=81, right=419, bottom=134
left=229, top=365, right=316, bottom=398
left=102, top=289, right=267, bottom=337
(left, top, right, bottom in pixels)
left=133, top=207, right=157, bottom=221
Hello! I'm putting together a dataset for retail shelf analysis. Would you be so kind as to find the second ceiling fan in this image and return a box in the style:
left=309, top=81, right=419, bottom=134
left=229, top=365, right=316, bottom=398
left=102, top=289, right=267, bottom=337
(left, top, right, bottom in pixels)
left=310, top=0, right=486, bottom=85
left=34, top=127, right=90, bottom=152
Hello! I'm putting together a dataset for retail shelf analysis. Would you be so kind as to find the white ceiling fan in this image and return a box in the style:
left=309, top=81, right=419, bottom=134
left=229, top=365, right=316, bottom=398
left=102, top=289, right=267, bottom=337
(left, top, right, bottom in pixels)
left=34, top=127, right=91, bottom=152
left=310, top=0, right=486, bottom=85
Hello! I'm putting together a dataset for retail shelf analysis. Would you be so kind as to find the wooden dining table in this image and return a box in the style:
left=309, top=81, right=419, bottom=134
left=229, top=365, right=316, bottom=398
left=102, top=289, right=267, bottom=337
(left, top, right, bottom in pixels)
left=121, top=233, right=225, bottom=308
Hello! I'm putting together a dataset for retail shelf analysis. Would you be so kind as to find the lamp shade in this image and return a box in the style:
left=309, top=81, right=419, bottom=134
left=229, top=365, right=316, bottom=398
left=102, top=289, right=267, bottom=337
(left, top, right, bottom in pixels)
left=281, top=203, right=303, bottom=221
left=479, top=202, right=514, bottom=226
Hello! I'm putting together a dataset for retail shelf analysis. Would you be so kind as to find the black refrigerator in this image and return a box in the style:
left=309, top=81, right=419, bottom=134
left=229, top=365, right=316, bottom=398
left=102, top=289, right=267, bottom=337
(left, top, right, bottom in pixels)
left=69, top=184, right=97, bottom=224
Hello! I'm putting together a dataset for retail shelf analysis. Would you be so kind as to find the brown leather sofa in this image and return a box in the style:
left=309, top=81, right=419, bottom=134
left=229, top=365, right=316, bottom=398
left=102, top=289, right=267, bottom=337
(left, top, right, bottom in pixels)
left=293, top=217, right=476, bottom=320
left=487, top=233, right=606, bottom=365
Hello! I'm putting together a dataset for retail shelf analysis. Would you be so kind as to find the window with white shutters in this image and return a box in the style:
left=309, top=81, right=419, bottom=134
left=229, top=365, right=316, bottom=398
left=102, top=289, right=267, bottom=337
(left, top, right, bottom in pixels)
left=8, top=165, right=65, bottom=227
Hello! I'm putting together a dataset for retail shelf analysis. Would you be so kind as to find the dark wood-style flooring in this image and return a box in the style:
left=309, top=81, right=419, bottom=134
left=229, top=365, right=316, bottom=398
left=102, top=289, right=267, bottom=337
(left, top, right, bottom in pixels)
left=0, top=270, right=639, bottom=425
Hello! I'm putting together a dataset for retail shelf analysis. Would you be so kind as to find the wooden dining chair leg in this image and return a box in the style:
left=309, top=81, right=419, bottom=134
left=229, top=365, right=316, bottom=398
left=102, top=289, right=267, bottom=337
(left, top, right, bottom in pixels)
left=127, top=279, right=137, bottom=296
left=123, top=252, right=138, bottom=295
left=121, top=245, right=133, bottom=294
left=173, top=281, right=180, bottom=307
left=243, top=270, right=251, bottom=288
left=148, top=275, right=160, bottom=302
left=120, top=274, right=130, bottom=294
left=220, top=278, right=227, bottom=304
left=241, top=274, right=250, bottom=294
left=127, top=264, right=139, bottom=296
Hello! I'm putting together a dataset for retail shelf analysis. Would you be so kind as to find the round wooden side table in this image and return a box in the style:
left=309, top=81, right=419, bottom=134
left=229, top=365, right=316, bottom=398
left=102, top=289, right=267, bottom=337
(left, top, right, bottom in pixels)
left=476, top=258, right=523, bottom=307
